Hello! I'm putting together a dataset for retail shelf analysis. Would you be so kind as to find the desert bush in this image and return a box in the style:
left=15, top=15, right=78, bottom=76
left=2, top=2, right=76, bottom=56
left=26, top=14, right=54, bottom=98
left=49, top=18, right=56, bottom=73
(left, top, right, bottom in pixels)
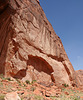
left=6, top=77, right=11, bottom=81
left=63, top=84, right=69, bottom=87
left=26, top=80, right=30, bottom=84
left=32, top=80, right=36, bottom=84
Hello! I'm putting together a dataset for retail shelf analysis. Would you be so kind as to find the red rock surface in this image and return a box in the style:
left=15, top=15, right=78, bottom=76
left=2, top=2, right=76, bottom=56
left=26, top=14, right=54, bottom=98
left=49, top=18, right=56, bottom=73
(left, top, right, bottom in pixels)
left=76, top=70, right=83, bottom=86
left=0, top=0, right=79, bottom=86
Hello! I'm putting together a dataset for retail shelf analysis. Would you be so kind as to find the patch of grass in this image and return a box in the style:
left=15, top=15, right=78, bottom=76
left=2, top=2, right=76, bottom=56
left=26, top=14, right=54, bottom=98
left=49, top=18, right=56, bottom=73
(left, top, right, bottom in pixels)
left=50, top=96, right=56, bottom=100
left=16, top=79, right=21, bottom=86
left=34, top=95, right=44, bottom=100
left=21, top=98, right=23, bottom=100
left=0, top=74, right=4, bottom=79
left=30, top=87, right=36, bottom=91
left=0, top=74, right=5, bottom=80
left=0, top=95, right=5, bottom=100
left=74, top=98, right=79, bottom=100
left=62, top=88, right=66, bottom=91
left=0, top=82, right=3, bottom=86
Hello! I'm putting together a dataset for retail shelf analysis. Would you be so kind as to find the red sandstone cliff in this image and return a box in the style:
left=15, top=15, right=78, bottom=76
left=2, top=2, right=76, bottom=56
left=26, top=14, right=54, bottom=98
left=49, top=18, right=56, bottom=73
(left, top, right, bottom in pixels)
left=0, top=0, right=79, bottom=86
left=76, top=70, right=83, bottom=86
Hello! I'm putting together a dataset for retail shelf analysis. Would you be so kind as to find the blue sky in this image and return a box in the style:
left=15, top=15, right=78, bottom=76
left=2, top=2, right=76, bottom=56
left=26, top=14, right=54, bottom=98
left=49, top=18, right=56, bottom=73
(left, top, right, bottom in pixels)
left=40, top=0, right=83, bottom=70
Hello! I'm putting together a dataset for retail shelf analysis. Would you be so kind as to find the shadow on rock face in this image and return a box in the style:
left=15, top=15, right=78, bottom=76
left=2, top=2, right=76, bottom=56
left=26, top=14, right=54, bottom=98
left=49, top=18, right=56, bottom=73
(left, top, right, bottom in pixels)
left=12, top=69, right=27, bottom=79
left=0, top=0, right=9, bottom=14
left=0, top=0, right=16, bottom=74
left=27, top=55, right=55, bottom=83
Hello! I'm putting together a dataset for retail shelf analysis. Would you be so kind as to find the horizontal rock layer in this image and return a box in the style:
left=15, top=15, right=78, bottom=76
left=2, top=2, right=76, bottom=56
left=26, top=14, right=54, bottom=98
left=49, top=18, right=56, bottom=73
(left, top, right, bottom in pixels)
left=0, top=0, right=79, bottom=86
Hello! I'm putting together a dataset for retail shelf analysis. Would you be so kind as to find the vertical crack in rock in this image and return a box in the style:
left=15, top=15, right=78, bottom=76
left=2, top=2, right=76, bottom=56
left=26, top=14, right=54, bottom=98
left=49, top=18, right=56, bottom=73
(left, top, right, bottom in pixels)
left=0, top=1, right=16, bottom=74
left=0, top=17, right=10, bottom=56
left=63, top=63, right=72, bottom=81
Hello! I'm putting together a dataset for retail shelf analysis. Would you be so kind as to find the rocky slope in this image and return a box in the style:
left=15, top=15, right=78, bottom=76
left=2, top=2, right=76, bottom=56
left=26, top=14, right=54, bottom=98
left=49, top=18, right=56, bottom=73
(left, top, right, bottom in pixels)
left=0, top=76, right=83, bottom=100
left=0, top=0, right=79, bottom=86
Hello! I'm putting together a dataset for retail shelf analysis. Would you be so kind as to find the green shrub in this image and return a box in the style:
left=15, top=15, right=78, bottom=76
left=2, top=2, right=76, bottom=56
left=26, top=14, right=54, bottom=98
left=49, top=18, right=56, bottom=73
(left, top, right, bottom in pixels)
left=26, top=80, right=30, bottom=84
left=6, top=77, right=11, bottom=81
left=23, top=83, right=26, bottom=87
left=25, top=80, right=36, bottom=85
left=63, top=84, right=69, bottom=87
left=32, top=80, right=36, bottom=84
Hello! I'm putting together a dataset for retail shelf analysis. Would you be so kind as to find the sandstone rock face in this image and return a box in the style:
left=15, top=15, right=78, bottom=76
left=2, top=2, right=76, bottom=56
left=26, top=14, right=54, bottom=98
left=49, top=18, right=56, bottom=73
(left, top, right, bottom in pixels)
left=76, top=70, right=83, bottom=86
left=0, top=0, right=79, bottom=86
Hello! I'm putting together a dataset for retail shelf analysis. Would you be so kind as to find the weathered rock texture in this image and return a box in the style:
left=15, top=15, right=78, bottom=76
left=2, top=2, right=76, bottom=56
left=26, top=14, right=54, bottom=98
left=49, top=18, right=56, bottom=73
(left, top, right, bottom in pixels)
left=76, top=70, right=83, bottom=86
left=5, top=92, right=21, bottom=100
left=0, top=0, right=79, bottom=86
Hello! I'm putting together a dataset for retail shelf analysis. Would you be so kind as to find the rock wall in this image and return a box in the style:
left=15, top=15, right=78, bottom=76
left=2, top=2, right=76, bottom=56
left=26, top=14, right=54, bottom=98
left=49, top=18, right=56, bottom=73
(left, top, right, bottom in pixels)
left=76, top=70, right=83, bottom=86
left=0, top=0, right=79, bottom=86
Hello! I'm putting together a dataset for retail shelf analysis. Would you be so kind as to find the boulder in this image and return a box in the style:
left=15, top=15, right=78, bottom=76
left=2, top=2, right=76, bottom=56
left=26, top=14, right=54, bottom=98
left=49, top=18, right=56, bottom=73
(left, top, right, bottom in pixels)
left=4, top=92, right=21, bottom=100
